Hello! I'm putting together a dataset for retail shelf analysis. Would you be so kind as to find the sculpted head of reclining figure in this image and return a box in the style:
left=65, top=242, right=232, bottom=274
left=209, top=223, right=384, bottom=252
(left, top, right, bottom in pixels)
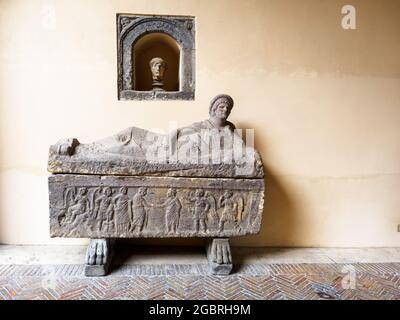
left=208, top=94, right=234, bottom=130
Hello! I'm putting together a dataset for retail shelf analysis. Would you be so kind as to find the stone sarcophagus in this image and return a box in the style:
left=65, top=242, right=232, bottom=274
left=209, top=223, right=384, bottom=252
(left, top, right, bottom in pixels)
left=48, top=94, right=265, bottom=276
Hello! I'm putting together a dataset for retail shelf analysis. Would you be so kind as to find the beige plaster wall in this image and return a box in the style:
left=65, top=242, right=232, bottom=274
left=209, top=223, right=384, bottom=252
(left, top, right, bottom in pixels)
left=0, top=0, right=399, bottom=246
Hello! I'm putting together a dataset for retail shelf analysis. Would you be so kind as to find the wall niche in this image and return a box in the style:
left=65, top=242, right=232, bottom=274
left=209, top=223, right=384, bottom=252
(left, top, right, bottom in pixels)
left=117, top=14, right=196, bottom=101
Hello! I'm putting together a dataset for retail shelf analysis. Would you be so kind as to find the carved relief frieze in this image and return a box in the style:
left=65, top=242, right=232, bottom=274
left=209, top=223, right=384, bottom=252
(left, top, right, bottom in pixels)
left=49, top=175, right=264, bottom=238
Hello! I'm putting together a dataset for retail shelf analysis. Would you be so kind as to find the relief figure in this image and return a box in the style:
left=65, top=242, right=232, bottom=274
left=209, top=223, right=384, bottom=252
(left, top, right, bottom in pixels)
left=218, top=191, right=244, bottom=231
left=130, top=187, right=152, bottom=232
left=113, top=187, right=131, bottom=233
left=64, top=187, right=91, bottom=226
left=188, top=189, right=217, bottom=233
left=93, top=187, right=114, bottom=232
left=156, top=188, right=182, bottom=234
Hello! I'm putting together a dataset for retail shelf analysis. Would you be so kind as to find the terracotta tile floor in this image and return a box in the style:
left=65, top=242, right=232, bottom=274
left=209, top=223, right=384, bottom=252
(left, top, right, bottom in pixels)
left=0, top=246, right=399, bottom=300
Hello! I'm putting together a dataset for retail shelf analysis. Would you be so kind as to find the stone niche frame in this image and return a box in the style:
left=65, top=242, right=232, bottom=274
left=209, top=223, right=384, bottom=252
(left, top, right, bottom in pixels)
left=117, top=13, right=196, bottom=101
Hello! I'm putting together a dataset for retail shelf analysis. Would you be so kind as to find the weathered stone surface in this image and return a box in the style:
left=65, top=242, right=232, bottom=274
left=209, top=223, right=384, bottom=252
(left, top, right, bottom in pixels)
left=48, top=94, right=265, bottom=276
left=48, top=142, right=264, bottom=178
left=48, top=96, right=264, bottom=179
left=117, top=14, right=195, bottom=101
left=206, top=238, right=233, bottom=275
left=49, top=174, right=264, bottom=239
left=84, top=238, right=114, bottom=277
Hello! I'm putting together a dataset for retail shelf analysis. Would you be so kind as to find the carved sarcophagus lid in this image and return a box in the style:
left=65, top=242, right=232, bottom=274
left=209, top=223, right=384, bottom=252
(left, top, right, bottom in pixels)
left=48, top=95, right=265, bottom=239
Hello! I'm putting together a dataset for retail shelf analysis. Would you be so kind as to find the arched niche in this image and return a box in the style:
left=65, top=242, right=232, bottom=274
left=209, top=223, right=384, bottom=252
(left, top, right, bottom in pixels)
left=117, top=14, right=195, bottom=101
left=133, top=33, right=180, bottom=92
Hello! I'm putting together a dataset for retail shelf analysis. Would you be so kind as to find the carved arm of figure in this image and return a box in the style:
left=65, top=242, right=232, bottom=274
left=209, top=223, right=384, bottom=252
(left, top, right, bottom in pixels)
left=218, top=196, right=226, bottom=208
left=143, top=197, right=155, bottom=208
left=204, top=202, right=212, bottom=222
left=204, top=200, right=211, bottom=213
left=49, top=138, right=80, bottom=156
left=128, top=199, right=134, bottom=228
left=153, top=197, right=170, bottom=208
left=112, top=194, right=121, bottom=205
left=129, top=199, right=135, bottom=227
left=84, top=198, right=91, bottom=219
left=92, top=188, right=102, bottom=218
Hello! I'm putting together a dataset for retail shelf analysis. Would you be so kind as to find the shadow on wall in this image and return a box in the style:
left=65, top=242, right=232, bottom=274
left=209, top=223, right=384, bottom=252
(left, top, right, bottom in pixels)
left=231, top=121, right=300, bottom=248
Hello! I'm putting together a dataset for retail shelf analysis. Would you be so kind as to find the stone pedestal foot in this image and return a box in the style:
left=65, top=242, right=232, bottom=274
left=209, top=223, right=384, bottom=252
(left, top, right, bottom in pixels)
left=84, top=238, right=114, bottom=276
left=206, top=238, right=233, bottom=275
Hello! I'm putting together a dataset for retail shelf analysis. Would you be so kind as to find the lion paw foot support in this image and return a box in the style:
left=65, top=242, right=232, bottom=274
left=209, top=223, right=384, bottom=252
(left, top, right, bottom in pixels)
left=84, top=238, right=114, bottom=276
left=206, top=238, right=233, bottom=275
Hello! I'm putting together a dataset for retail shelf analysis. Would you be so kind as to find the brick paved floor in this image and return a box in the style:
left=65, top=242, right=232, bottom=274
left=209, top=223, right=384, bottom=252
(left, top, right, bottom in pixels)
left=1, top=246, right=399, bottom=300
left=0, top=262, right=399, bottom=300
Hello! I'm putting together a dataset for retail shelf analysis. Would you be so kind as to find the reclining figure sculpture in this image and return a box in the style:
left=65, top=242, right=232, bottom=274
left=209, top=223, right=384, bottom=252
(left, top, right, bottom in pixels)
left=48, top=94, right=265, bottom=276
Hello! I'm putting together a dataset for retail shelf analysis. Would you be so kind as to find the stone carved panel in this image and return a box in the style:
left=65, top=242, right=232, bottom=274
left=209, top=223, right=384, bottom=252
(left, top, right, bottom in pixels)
left=49, top=175, right=264, bottom=238
left=117, top=13, right=196, bottom=101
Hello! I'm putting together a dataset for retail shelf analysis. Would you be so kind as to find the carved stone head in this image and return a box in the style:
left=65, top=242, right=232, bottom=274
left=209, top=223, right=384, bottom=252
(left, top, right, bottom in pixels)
left=167, top=188, right=176, bottom=197
left=138, top=187, right=147, bottom=196
left=195, top=189, right=205, bottom=197
left=224, top=190, right=233, bottom=198
left=120, top=187, right=128, bottom=195
left=209, top=94, right=234, bottom=122
left=104, top=187, right=112, bottom=196
left=149, top=57, right=166, bottom=82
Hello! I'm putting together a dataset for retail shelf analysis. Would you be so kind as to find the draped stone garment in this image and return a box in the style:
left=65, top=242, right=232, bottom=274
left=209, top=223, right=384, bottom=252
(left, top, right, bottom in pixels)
left=95, top=196, right=113, bottom=221
left=114, top=195, right=131, bottom=227
left=165, top=197, right=182, bottom=231
left=131, top=194, right=147, bottom=229
left=48, top=120, right=264, bottom=179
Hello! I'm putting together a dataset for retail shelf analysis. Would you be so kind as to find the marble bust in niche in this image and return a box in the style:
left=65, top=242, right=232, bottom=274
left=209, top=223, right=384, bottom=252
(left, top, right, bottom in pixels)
left=150, top=57, right=167, bottom=91
left=117, top=14, right=195, bottom=100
